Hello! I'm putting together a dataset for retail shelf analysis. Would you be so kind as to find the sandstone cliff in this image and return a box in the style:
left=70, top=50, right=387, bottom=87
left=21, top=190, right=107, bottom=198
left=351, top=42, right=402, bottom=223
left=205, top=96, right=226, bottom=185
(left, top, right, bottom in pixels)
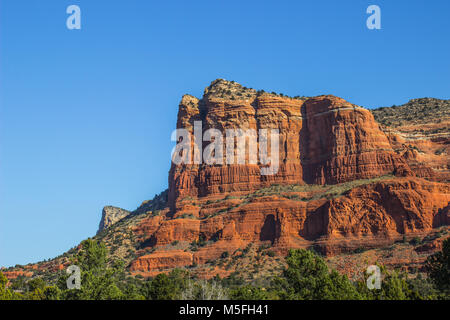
left=169, top=79, right=413, bottom=212
left=126, top=79, right=449, bottom=277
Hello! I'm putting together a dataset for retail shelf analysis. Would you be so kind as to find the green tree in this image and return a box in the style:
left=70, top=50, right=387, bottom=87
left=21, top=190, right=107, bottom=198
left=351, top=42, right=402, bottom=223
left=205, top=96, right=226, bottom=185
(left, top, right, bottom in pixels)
left=377, top=270, right=410, bottom=300
left=58, top=239, right=124, bottom=300
left=425, top=238, right=450, bottom=295
left=119, top=282, right=145, bottom=300
left=272, top=249, right=361, bottom=300
left=142, top=269, right=189, bottom=300
left=0, top=271, right=13, bottom=300
left=42, top=286, right=61, bottom=300
left=27, top=277, right=46, bottom=292
left=355, top=265, right=433, bottom=300
left=405, top=274, right=439, bottom=300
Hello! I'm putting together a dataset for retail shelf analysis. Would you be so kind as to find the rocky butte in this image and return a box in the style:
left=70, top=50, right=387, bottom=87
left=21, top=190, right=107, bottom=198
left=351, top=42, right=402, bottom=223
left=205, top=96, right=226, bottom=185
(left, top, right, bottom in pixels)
left=4, top=79, right=449, bottom=281
left=97, top=206, right=131, bottom=234
left=127, top=79, right=449, bottom=277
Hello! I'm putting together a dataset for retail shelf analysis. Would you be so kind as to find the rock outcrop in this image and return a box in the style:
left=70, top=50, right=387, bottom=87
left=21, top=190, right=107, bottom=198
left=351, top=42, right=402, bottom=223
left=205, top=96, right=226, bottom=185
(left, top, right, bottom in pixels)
left=132, top=176, right=449, bottom=272
left=130, top=250, right=193, bottom=272
left=127, top=80, right=449, bottom=276
left=97, top=206, right=131, bottom=234
left=371, top=98, right=450, bottom=181
left=169, top=79, right=412, bottom=212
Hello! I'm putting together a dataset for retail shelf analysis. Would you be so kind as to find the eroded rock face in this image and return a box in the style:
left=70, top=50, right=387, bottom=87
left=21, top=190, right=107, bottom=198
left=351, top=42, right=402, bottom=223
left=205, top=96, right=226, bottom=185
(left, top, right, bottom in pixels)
left=300, top=96, right=411, bottom=184
left=97, top=206, right=131, bottom=234
left=130, top=80, right=449, bottom=276
left=130, top=250, right=193, bottom=272
left=130, top=177, right=449, bottom=275
left=169, top=80, right=411, bottom=211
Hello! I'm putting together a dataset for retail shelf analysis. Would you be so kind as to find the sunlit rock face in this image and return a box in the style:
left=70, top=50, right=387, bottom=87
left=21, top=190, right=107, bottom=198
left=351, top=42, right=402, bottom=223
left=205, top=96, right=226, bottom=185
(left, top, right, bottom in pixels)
left=127, top=80, right=449, bottom=276
left=97, top=206, right=131, bottom=234
left=168, top=79, right=412, bottom=211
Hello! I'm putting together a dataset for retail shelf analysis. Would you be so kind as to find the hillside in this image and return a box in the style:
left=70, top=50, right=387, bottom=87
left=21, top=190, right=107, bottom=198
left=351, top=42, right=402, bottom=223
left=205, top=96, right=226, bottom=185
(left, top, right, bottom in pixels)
left=370, top=98, right=449, bottom=182
left=371, top=98, right=449, bottom=136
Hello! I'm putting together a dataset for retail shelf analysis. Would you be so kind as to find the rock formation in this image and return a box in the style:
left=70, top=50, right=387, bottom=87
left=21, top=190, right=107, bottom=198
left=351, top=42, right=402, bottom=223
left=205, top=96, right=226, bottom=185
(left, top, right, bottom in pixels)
left=97, top=206, right=131, bottom=234
left=127, top=80, right=449, bottom=276
left=168, top=79, right=413, bottom=212
left=371, top=98, right=450, bottom=181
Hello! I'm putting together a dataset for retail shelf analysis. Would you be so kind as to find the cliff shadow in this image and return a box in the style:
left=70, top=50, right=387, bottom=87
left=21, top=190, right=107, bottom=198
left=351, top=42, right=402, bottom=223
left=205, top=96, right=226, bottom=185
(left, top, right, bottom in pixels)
left=433, top=204, right=449, bottom=227
left=260, top=214, right=276, bottom=243
left=299, top=202, right=329, bottom=241
left=299, top=103, right=313, bottom=184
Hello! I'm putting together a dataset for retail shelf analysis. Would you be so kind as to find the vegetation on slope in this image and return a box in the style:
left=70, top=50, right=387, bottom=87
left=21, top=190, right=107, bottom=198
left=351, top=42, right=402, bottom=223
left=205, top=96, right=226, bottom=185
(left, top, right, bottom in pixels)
left=371, top=98, right=449, bottom=134
left=2, top=238, right=449, bottom=300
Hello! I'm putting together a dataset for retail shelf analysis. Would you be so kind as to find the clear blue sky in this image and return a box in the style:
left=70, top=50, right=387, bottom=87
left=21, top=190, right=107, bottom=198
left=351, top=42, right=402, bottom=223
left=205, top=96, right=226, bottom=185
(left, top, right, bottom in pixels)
left=0, top=0, right=449, bottom=268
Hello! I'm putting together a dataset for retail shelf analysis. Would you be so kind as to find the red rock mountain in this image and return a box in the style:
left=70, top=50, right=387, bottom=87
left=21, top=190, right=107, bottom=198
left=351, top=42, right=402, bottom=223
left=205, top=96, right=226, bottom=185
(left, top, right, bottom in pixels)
left=169, top=80, right=412, bottom=208
left=127, top=79, right=449, bottom=277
